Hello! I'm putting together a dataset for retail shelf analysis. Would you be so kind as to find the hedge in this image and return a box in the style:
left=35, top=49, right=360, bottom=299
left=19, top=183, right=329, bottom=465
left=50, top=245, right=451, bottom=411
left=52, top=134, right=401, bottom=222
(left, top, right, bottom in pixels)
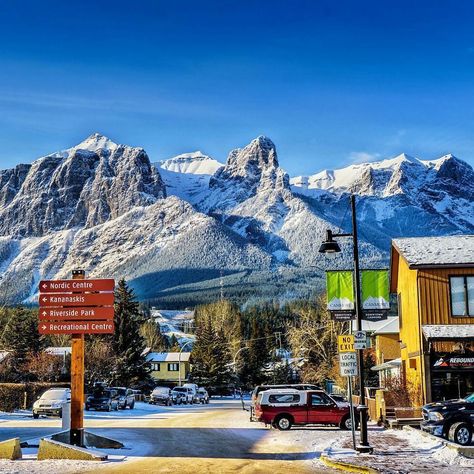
left=0, top=382, right=70, bottom=412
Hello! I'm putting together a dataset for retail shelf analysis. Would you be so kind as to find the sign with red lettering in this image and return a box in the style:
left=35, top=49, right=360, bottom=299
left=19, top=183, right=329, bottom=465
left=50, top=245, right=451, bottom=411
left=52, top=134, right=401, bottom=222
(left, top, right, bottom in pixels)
left=38, top=321, right=115, bottom=335
left=39, top=279, right=115, bottom=293
left=39, top=307, right=115, bottom=320
left=39, top=293, right=114, bottom=307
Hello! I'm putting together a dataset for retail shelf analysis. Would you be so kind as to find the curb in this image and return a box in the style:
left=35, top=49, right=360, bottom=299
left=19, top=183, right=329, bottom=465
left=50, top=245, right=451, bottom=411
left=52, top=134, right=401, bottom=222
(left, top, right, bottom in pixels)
left=320, top=454, right=378, bottom=473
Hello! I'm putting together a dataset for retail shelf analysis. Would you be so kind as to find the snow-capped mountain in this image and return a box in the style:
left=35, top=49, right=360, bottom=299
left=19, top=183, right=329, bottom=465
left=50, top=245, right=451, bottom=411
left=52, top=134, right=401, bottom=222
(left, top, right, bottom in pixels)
left=0, top=133, right=472, bottom=305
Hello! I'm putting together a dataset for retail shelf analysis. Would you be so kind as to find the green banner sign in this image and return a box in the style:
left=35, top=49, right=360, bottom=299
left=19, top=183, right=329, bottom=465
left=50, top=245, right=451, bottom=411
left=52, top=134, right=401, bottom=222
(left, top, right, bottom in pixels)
left=326, top=271, right=355, bottom=311
left=361, top=270, right=390, bottom=310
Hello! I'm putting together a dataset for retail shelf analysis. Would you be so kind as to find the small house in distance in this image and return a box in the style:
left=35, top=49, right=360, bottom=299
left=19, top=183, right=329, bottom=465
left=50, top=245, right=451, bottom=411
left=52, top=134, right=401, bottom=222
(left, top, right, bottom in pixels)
left=146, top=351, right=191, bottom=385
left=390, top=235, right=474, bottom=405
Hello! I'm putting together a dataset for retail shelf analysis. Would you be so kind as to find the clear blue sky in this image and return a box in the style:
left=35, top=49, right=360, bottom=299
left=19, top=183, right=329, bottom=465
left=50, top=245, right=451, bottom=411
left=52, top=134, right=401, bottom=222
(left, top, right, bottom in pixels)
left=1, top=0, right=474, bottom=175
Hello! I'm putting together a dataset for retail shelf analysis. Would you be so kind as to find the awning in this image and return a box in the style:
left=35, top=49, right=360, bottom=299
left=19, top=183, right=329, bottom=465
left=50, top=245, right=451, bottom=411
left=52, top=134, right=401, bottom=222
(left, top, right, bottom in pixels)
left=371, top=358, right=401, bottom=372
left=422, top=325, right=474, bottom=340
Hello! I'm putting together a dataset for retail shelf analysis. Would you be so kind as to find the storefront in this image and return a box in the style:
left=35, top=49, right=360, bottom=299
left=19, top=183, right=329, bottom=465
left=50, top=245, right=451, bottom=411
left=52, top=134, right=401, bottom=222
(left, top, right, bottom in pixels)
left=423, top=325, right=474, bottom=402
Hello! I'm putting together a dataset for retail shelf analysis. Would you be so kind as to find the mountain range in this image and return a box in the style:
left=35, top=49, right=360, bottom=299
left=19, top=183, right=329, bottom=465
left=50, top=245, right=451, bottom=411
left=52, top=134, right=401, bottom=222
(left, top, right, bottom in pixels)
left=0, top=133, right=472, bottom=305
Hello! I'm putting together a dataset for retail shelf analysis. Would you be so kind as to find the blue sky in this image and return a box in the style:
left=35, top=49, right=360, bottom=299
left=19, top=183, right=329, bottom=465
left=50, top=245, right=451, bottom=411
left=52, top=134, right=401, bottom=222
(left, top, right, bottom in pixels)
left=1, top=0, right=474, bottom=175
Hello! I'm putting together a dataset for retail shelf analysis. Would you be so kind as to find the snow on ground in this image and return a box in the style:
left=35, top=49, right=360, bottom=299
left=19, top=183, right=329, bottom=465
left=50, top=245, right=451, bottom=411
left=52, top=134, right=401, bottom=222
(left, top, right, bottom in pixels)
left=322, top=424, right=474, bottom=473
left=151, top=309, right=195, bottom=344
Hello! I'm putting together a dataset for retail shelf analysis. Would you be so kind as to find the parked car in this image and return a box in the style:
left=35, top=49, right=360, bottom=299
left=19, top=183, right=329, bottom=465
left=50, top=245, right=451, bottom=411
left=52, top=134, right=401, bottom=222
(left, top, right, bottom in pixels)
left=172, top=386, right=194, bottom=404
left=421, top=393, right=474, bottom=446
left=85, top=388, right=120, bottom=411
left=254, top=389, right=357, bottom=431
left=112, top=387, right=135, bottom=409
left=150, top=387, right=173, bottom=406
left=196, top=387, right=210, bottom=404
left=33, top=388, right=70, bottom=419
left=183, top=383, right=199, bottom=401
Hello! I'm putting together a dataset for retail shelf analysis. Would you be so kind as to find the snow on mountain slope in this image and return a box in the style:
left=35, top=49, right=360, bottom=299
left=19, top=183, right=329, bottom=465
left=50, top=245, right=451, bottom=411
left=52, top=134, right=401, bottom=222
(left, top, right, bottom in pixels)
left=158, top=151, right=223, bottom=175
left=0, top=196, right=273, bottom=303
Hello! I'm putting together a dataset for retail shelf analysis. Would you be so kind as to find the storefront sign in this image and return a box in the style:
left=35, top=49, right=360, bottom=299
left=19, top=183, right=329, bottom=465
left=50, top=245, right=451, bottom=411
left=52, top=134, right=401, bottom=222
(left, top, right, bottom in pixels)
left=433, top=356, right=474, bottom=370
left=361, top=270, right=390, bottom=310
left=327, top=271, right=355, bottom=311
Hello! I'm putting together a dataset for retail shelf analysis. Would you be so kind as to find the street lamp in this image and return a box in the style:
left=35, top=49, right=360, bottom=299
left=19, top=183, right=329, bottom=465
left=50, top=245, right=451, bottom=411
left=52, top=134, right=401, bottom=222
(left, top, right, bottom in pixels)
left=319, top=194, right=373, bottom=453
left=179, top=340, right=193, bottom=386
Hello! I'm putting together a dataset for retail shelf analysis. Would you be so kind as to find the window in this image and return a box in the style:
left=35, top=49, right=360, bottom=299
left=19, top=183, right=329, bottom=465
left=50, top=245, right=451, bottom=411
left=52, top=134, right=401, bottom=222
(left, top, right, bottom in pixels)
left=450, top=276, right=474, bottom=317
left=311, top=393, right=330, bottom=406
left=151, top=362, right=161, bottom=371
left=168, top=363, right=179, bottom=371
left=268, top=394, right=300, bottom=403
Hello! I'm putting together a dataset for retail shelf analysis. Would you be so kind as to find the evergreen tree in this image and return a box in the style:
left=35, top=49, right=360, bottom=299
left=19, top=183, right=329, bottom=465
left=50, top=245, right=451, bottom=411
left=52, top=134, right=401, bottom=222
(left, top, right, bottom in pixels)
left=111, top=279, right=150, bottom=386
left=168, top=334, right=181, bottom=351
left=190, top=317, right=232, bottom=388
left=140, top=319, right=168, bottom=352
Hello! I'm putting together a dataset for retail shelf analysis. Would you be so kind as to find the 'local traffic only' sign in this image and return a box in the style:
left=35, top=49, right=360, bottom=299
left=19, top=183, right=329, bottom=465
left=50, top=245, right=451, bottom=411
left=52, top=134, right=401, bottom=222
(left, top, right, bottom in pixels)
left=354, top=330, right=368, bottom=350
left=339, top=351, right=358, bottom=376
left=338, top=334, right=355, bottom=353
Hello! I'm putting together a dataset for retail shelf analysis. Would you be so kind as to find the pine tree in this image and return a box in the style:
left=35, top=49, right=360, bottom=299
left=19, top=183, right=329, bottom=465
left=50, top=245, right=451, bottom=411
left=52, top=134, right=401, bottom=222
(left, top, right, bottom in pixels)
left=168, top=334, right=181, bottom=351
left=140, top=319, right=168, bottom=352
left=111, top=279, right=150, bottom=386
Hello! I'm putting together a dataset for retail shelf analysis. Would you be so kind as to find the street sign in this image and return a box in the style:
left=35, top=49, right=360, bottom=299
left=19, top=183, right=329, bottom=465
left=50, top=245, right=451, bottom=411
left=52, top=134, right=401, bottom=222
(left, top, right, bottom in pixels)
left=39, top=293, right=114, bottom=307
left=38, top=320, right=115, bottom=335
left=354, top=330, right=367, bottom=350
left=338, top=334, right=355, bottom=353
left=339, top=351, right=358, bottom=376
left=39, top=307, right=115, bottom=320
left=39, top=279, right=115, bottom=293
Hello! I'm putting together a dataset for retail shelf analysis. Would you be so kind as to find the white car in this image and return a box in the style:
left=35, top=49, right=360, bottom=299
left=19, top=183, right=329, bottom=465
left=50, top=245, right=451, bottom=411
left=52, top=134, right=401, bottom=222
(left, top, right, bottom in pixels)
left=33, top=388, right=70, bottom=418
left=172, top=386, right=194, bottom=404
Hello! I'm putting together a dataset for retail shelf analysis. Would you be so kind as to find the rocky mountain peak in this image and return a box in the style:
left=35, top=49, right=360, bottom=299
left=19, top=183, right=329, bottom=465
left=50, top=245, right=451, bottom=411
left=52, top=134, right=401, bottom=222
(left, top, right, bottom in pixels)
left=74, top=132, right=119, bottom=153
left=159, top=151, right=223, bottom=175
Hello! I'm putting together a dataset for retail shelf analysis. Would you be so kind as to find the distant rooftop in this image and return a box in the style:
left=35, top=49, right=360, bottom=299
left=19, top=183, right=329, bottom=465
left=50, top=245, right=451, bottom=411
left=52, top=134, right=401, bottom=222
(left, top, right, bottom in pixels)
left=146, top=352, right=191, bottom=362
left=393, top=235, right=474, bottom=267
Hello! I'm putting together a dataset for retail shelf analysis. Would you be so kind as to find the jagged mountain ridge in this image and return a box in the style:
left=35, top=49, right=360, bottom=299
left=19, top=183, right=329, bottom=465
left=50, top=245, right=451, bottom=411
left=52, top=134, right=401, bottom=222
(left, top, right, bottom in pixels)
left=0, top=133, right=472, bottom=304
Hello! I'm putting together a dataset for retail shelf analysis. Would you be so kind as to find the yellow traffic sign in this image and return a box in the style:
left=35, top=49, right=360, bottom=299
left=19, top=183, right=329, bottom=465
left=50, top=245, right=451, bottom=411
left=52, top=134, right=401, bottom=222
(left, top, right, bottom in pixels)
left=338, top=334, right=355, bottom=353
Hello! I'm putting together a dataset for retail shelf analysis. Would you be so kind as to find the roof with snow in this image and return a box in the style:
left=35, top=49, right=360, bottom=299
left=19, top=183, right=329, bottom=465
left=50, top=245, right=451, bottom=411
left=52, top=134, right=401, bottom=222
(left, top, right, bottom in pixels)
left=393, top=235, right=474, bottom=268
left=422, top=325, right=474, bottom=339
left=146, top=352, right=191, bottom=362
left=45, top=347, right=71, bottom=355
left=373, top=317, right=399, bottom=335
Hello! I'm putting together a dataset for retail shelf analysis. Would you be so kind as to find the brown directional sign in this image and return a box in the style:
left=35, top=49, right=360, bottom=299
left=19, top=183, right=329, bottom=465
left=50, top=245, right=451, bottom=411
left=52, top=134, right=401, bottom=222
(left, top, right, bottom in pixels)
left=39, top=293, right=114, bottom=307
left=38, top=320, right=115, bottom=335
left=39, top=307, right=115, bottom=320
left=39, top=279, right=115, bottom=293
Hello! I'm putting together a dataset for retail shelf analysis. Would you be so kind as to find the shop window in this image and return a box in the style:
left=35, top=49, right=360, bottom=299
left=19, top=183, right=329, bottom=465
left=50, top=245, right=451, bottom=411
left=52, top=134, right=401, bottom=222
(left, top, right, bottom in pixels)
left=449, top=276, right=474, bottom=317
left=168, top=363, right=179, bottom=371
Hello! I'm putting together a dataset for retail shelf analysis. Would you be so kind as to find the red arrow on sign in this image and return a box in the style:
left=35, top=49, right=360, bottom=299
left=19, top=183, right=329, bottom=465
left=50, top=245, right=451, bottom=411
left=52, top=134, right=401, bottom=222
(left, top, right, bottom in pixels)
left=39, top=293, right=114, bottom=307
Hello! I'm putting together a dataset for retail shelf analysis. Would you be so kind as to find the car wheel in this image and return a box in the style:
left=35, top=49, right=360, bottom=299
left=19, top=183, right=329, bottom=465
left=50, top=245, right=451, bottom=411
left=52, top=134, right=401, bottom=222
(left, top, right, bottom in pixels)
left=33, top=413, right=39, bottom=419
left=340, top=415, right=357, bottom=430
left=107, top=404, right=112, bottom=412
left=275, top=415, right=293, bottom=431
left=85, top=405, right=90, bottom=411
left=448, top=422, right=473, bottom=446
left=129, top=401, right=135, bottom=409
left=59, top=409, right=62, bottom=419
left=114, top=403, right=119, bottom=411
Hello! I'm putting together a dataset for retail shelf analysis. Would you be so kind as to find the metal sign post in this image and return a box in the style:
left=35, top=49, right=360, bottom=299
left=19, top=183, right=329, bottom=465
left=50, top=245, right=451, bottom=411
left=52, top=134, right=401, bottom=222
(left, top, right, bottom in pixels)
left=347, top=376, right=356, bottom=451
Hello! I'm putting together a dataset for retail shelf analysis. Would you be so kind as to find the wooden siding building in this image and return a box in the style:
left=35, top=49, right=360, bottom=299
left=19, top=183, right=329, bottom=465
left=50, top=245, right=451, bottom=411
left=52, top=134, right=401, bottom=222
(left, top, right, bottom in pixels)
left=390, top=235, right=474, bottom=404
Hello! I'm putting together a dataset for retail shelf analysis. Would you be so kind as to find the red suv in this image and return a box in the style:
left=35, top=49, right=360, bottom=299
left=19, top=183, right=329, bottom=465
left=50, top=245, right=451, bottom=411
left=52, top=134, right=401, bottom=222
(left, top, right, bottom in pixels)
left=255, top=389, right=357, bottom=431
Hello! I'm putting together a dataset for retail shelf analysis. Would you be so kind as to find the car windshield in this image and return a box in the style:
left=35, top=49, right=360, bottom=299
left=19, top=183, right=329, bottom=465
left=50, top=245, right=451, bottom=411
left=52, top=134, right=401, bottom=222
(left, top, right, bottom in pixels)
left=93, top=389, right=111, bottom=398
left=153, top=387, right=169, bottom=394
left=116, top=388, right=127, bottom=395
left=173, top=387, right=186, bottom=393
left=464, top=393, right=474, bottom=402
left=42, top=390, right=66, bottom=400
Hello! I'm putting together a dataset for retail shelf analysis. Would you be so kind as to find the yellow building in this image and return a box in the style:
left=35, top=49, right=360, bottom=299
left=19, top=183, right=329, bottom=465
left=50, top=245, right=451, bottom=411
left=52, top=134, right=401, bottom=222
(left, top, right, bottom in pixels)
left=146, top=352, right=191, bottom=385
left=390, top=235, right=474, bottom=405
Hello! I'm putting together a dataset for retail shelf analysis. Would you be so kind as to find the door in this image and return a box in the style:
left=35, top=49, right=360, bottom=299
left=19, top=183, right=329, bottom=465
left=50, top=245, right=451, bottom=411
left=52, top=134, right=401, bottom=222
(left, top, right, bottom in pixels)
left=307, top=392, right=337, bottom=424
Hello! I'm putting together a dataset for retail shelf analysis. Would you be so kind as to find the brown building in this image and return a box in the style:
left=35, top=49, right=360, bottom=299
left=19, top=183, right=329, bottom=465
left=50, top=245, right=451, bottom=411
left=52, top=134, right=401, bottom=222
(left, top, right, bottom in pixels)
left=390, top=235, right=474, bottom=404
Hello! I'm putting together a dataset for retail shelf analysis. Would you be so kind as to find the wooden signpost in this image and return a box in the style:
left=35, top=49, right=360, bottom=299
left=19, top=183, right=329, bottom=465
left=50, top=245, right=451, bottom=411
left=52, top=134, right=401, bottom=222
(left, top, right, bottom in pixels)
left=38, top=270, right=115, bottom=446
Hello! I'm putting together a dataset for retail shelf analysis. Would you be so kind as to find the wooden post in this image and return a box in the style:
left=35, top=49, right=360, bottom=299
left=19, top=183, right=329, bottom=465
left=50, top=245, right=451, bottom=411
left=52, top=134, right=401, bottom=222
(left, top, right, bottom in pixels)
left=70, top=269, right=85, bottom=446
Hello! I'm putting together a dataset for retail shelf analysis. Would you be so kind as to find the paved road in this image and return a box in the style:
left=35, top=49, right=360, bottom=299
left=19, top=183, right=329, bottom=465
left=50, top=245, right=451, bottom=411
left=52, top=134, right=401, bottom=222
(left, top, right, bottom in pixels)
left=0, top=399, right=337, bottom=473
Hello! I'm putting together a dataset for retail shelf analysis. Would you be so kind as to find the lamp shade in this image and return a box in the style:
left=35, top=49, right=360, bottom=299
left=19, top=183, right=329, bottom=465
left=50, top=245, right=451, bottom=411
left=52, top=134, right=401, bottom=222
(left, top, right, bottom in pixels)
left=318, top=240, right=341, bottom=254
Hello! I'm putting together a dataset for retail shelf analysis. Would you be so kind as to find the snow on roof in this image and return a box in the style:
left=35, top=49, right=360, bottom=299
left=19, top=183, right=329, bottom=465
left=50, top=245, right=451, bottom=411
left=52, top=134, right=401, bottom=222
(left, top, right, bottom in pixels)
left=422, top=325, right=474, bottom=339
left=146, top=352, right=191, bottom=362
left=393, top=235, right=474, bottom=267
left=373, top=317, right=399, bottom=335
left=371, top=358, right=402, bottom=372
left=0, top=351, right=11, bottom=363
left=45, top=347, right=71, bottom=355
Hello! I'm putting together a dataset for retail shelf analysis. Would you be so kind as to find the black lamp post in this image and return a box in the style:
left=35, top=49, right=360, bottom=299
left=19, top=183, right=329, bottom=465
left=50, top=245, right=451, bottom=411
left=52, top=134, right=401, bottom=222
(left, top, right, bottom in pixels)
left=319, top=194, right=373, bottom=453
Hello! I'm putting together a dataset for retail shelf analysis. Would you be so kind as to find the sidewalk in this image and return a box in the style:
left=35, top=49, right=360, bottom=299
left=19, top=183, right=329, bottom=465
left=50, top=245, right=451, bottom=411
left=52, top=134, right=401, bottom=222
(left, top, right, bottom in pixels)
left=320, top=425, right=474, bottom=473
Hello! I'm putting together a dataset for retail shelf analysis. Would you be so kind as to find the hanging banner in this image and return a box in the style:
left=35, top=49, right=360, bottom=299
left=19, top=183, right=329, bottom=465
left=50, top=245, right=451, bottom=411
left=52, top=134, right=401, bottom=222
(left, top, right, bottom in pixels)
left=361, top=270, right=390, bottom=310
left=326, top=271, right=355, bottom=311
